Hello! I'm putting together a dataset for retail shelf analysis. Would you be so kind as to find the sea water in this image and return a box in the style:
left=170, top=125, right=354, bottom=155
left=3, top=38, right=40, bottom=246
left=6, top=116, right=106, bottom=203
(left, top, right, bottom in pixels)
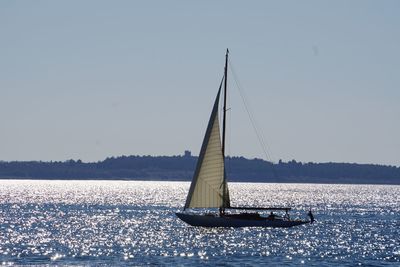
left=0, top=180, right=399, bottom=266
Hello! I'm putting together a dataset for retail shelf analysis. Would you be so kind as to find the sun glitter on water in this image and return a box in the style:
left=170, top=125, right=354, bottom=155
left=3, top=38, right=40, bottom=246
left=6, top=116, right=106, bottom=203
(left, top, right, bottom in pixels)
left=0, top=180, right=399, bottom=266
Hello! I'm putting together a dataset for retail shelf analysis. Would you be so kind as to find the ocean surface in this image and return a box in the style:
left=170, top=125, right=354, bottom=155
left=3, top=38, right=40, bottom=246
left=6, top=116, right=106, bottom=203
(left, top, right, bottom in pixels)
left=0, top=180, right=399, bottom=266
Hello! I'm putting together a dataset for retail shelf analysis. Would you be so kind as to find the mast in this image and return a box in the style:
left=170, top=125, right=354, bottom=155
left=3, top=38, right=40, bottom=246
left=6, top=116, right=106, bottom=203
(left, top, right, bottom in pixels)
left=222, top=49, right=228, bottom=158
left=221, top=48, right=229, bottom=214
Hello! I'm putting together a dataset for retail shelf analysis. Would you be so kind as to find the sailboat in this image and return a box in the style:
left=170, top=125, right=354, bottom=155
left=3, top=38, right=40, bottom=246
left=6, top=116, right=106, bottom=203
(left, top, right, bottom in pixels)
left=176, top=49, right=313, bottom=228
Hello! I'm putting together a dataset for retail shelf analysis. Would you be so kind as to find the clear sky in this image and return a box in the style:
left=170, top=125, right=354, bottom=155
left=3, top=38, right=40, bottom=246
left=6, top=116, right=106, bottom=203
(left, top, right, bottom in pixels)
left=1, top=0, right=399, bottom=166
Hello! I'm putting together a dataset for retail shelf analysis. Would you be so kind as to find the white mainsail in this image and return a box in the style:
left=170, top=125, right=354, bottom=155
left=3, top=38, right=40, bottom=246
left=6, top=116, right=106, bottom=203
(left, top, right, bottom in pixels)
left=184, top=88, right=230, bottom=209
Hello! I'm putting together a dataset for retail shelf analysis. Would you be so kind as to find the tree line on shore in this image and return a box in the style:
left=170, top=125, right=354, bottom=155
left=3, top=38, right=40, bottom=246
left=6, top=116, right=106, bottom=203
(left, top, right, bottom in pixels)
left=0, top=155, right=399, bottom=184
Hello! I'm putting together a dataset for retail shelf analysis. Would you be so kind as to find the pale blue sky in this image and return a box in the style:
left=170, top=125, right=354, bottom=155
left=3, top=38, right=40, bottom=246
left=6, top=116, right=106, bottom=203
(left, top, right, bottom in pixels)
left=1, top=0, right=399, bottom=165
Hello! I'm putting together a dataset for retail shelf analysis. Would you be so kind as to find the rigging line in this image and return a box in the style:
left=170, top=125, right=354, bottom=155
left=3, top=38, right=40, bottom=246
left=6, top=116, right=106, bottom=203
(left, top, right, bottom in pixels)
left=229, top=60, right=272, bottom=162
left=228, top=60, right=275, bottom=163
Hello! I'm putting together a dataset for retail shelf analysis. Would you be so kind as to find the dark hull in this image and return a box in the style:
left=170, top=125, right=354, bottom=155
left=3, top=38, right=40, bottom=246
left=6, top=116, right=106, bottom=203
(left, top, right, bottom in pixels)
left=176, top=212, right=310, bottom=228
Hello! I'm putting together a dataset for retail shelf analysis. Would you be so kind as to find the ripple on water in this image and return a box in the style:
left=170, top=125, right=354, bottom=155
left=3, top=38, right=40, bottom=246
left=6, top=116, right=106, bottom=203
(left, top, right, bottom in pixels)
left=0, top=180, right=399, bottom=265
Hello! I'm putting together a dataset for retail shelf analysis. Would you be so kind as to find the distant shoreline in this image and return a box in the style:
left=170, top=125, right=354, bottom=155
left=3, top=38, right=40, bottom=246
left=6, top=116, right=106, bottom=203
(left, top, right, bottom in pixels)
left=1, top=154, right=399, bottom=185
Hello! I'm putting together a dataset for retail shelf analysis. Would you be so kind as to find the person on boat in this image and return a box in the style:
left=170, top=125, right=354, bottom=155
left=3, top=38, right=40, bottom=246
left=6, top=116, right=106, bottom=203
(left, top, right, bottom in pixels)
left=219, top=207, right=225, bottom=216
left=308, top=209, right=315, bottom=224
left=267, top=211, right=276, bottom=220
